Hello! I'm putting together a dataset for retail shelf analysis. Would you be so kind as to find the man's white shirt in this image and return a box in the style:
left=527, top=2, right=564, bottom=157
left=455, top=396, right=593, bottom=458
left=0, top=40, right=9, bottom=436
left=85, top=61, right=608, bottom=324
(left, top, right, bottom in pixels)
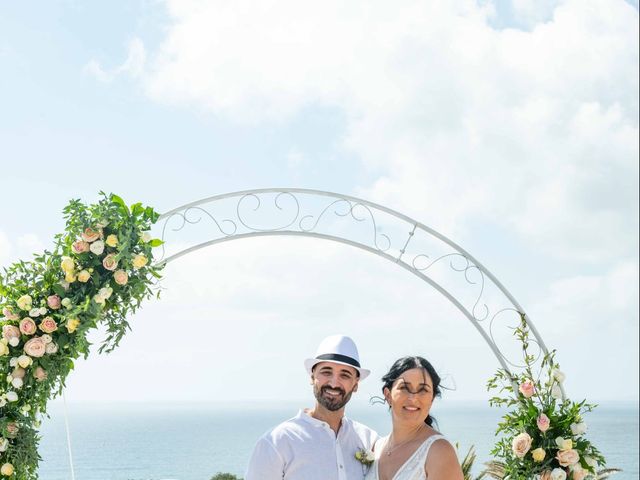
left=245, top=409, right=379, bottom=480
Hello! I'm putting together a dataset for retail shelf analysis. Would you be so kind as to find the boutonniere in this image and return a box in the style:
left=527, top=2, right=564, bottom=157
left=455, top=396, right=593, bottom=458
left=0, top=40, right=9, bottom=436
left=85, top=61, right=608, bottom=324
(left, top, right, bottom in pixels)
left=355, top=448, right=375, bottom=466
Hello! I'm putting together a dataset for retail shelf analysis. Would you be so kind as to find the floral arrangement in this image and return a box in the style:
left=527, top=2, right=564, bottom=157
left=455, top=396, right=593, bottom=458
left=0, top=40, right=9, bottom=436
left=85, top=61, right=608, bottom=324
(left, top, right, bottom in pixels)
left=486, top=314, right=609, bottom=480
left=0, top=193, right=162, bottom=479
left=355, top=448, right=375, bottom=466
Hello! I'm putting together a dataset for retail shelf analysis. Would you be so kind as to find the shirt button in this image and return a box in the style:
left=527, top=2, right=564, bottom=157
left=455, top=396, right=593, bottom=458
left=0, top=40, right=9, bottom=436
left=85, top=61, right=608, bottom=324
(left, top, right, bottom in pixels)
left=339, top=465, right=343, bottom=469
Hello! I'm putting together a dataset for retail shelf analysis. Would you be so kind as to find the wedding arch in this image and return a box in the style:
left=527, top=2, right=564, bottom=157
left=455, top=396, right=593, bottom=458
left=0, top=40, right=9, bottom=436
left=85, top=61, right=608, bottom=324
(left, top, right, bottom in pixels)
left=4, top=188, right=596, bottom=480
left=156, top=188, right=552, bottom=379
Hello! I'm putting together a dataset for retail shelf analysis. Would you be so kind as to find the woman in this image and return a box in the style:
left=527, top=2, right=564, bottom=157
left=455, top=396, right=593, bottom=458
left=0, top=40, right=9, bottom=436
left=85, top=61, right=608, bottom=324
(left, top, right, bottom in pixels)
left=365, top=356, right=463, bottom=480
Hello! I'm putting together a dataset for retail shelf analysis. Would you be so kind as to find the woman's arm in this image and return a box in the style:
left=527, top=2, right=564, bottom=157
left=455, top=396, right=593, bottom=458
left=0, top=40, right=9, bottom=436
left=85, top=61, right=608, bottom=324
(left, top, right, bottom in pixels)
left=424, top=439, right=464, bottom=480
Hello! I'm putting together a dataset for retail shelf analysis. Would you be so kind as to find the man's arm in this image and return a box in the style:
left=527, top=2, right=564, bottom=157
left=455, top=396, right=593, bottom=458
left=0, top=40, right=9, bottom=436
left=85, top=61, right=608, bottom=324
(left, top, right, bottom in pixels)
left=245, top=436, right=286, bottom=480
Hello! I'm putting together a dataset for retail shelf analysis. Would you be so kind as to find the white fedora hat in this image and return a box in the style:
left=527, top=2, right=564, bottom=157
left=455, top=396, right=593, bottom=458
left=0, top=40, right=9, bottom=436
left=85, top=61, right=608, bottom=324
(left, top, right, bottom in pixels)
left=304, top=334, right=370, bottom=380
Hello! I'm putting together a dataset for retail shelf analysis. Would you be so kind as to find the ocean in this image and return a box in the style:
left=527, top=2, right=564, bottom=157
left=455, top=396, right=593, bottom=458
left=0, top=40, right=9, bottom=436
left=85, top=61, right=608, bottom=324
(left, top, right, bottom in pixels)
left=36, top=402, right=638, bottom=480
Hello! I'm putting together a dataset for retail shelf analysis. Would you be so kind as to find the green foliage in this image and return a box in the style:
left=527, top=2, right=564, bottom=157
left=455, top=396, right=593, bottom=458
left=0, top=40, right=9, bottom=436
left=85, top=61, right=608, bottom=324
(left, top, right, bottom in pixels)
left=0, top=193, right=163, bottom=479
left=486, top=313, right=613, bottom=480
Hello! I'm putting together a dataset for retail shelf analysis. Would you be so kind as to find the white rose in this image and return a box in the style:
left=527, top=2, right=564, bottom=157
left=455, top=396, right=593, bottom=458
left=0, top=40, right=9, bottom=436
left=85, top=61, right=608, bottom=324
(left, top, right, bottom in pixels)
left=0, top=398, right=5, bottom=408
left=0, top=438, right=7, bottom=452
left=9, top=337, right=19, bottom=347
left=140, top=231, right=152, bottom=243
left=584, top=456, right=597, bottom=468
left=552, top=369, right=566, bottom=383
left=11, top=377, right=23, bottom=389
left=61, top=298, right=72, bottom=308
left=570, top=422, right=587, bottom=435
left=6, top=391, right=18, bottom=402
left=9, top=357, right=18, bottom=368
left=29, top=307, right=41, bottom=317
left=39, top=307, right=47, bottom=316
left=45, top=342, right=58, bottom=354
left=41, top=334, right=52, bottom=344
left=551, top=384, right=563, bottom=399
left=90, top=240, right=105, bottom=255
left=550, top=468, right=567, bottom=480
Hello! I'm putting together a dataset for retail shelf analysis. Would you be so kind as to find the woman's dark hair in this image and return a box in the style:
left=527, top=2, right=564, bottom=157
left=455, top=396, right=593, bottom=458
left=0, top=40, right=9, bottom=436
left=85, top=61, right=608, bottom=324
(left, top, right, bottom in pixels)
left=381, top=356, right=442, bottom=427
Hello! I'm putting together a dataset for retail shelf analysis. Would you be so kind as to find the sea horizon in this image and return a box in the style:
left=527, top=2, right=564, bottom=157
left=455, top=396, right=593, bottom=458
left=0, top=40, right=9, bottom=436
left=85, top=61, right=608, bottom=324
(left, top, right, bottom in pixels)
left=36, top=400, right=639, bottom=480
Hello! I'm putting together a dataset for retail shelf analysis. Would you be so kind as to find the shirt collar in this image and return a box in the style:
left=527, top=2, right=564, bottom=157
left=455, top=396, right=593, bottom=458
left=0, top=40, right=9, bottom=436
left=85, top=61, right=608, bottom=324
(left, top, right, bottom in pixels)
left=297, top=409, right=351, bottom=431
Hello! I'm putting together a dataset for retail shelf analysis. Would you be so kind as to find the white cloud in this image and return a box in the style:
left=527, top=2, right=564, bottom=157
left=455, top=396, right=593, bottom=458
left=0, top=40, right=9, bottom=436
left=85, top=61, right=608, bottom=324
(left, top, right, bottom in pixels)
left=137, top=0, right=638, bottom=263
left=84, top=38, right=146, bottom=83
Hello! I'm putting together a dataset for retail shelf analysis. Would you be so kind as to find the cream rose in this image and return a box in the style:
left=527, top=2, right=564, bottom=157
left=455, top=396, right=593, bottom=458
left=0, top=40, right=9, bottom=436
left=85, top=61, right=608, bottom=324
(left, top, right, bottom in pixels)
left=132, top=254, right=148, bottom=269
left=551, top=384, right=563, bottom=400
left=140, top=231, right=152, bottom=243
left=41, top=334, right=52, bottom=344
left=17, top=355, right=32, bottom=368
left=105, top=234, right=118, bottom=247
left=11, top=377, right=23, bottom=389
left=45, top=342, right=58, bottom=354
left=66, top=318, right=81, bottom=333
left=103, top=254, right=118, bottom=271
left=81, top=227, right=101, bottom=242
left=16, top=294, right=33, bottom=311
left=550, top=469, right=567, bottom=480
left=0, top=463, right=14, bottom=476
left=24, top=337, right=46, bottom=357
left=556, top=449, right=579, bottom=467
left=12, top=367, right=25, bottom=379
left=29, top=307, right=42, bottom=318
left=5, top=392, right=18, bottom=403
left=0, top=438, right=7, bottom=452
left=0, top=343, right=8, bottom=356
left=114, top=269, right=129, bottom=285
left=511, top=432, right=533, bottom=458
left=77, top=269, right=91, bottom=283
left=19, top=317, right=37, bottom=336
left=537, top=413, right=551, bottom=432
left=555, top=437, right=573, bottom=451
left=33, top=366, right=47, bottom=382
left=552, top=368, right=566, bottom=383
left=61, top=297, right=72, bottom=308
left=60, top=256, right=75, bottom=273
left=72, top=239, right=90, bottom=254
left=39, top=317, right=58, bottom=334
left=90, top=240, right=105, bottom=255
left=532, top=447, right=546, bottom=462
left=65, top=271, right=77, bottom=283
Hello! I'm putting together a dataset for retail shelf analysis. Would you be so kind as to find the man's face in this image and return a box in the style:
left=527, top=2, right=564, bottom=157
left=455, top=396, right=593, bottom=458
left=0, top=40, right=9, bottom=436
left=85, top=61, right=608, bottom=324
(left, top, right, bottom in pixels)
left=311, top=361, right=359, bottom=412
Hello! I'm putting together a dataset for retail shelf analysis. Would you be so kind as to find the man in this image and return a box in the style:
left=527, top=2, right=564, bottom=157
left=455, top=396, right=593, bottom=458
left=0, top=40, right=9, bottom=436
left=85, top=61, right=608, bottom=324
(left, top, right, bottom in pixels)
left=245, top=334, right=379, bottom=480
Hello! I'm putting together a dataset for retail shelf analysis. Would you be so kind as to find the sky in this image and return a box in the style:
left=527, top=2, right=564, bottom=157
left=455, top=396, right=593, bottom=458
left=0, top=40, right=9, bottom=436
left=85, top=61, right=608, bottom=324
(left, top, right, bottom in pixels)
left=0, top=0, right=638, bottom=408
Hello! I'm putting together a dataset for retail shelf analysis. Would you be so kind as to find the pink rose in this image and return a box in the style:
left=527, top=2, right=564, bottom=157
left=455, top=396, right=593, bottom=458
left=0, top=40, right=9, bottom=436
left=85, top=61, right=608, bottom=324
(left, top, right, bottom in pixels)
left=572, top=466, right=588, bottom=480
left=72, top=240, right=90, bottom=253
left=102, top=254, right=118, bottom=271
left=19, top=317, right=37, bottom=336
left=2, top=325, right=20, bottom=341
left=113, top=270, right=129, bottom=285
left=81, top=227, right=101, bottom=243
left=511, top=432, right=532, bottom=458
left=24, top=337, right=46, bottom=357
left=519, top=380, right=536, bottom=398
left=33, top=366, right=48, bottom=382
left=39, top=317, right=58, bottom=334
left=539, top=471, right=552, bottom=480
left=2, top=308, right=20, bottom=321
left=556, top=449, right=580, bottom=467
left=537, top=413, right=551, bottom=432
left=47, top=295, right=61, bottom=310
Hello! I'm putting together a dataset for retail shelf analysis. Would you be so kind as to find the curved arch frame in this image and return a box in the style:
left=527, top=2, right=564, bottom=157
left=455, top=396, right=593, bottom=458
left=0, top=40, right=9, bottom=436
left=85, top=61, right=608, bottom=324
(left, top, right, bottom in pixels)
left=154, top=188, right=555, bottom=390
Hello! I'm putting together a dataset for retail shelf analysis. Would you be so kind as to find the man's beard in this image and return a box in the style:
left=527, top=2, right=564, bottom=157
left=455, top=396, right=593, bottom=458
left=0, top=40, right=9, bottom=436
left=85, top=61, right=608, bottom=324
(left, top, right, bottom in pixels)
left=314, top=384, right=354, bottom=411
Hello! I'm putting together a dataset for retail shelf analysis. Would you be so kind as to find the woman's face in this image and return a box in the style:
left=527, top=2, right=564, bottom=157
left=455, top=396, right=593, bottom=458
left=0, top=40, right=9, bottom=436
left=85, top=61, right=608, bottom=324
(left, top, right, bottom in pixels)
left=384, top=367, right=434, bottom=424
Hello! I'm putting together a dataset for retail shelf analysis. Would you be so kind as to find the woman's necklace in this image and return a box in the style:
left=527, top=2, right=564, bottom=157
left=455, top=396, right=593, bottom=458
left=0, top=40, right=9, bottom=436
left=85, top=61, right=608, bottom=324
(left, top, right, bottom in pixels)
left=385, top=424, right=425, bottom=456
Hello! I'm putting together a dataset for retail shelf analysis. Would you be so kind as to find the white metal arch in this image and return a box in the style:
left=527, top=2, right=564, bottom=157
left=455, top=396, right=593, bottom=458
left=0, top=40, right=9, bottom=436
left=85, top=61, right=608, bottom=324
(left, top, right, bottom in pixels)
left=154, top=188, right=554, bottom=385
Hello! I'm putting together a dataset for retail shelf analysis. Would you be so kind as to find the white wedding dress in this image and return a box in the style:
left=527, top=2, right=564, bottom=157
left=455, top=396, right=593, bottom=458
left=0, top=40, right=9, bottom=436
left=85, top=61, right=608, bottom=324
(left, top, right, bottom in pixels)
left=364, top=434, right=446, bottom=480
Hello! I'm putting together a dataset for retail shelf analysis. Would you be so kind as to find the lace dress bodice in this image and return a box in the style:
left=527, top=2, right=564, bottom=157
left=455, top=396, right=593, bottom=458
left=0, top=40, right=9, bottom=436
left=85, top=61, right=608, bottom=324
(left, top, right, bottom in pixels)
left=364, top=434, right=446, bottom=480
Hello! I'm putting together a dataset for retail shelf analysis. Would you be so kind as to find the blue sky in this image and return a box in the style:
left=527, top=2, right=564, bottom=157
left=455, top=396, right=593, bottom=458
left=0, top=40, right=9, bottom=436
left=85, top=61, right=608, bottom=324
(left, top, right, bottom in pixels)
left=0, top=0, right=638, bottom=405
